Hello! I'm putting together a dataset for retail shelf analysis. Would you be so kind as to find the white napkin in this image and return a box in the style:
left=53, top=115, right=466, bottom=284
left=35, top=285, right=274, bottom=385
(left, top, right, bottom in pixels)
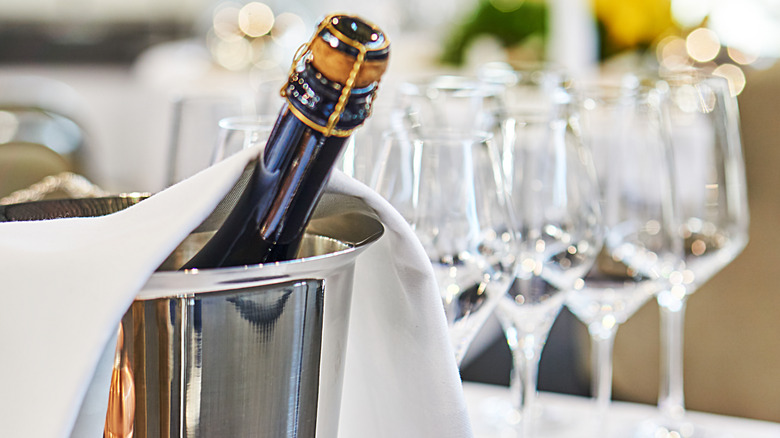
left=0, top=145, right=473, bottom=438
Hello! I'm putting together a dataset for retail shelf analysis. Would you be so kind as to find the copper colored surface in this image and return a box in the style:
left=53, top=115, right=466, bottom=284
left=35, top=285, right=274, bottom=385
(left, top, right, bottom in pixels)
left=104, top=325, right=135, bottom=438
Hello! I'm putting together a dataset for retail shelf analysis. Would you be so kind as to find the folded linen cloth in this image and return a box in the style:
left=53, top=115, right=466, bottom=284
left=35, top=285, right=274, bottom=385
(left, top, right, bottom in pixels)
left=0, top=145, right=473, bottom=438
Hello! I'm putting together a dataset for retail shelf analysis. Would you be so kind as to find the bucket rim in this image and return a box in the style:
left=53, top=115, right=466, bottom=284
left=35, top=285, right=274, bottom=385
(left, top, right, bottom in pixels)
left=139, top=191, right=384, bottom=299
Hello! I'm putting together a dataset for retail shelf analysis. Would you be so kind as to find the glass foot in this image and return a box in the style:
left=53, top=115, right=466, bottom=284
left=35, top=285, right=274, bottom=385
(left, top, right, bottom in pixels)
left=635, top=418, right=735, bottom=438
left=471, top=396, right=574, bottom=437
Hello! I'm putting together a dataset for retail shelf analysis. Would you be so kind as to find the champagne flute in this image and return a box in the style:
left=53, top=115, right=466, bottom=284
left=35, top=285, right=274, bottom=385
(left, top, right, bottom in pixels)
left=492, top=93, right=602, bottom=437
left=639, top=71, right=750, bottom=437
left=566, top=78, right=682, bottom=434
left=372, top=129, right=513, bottom=365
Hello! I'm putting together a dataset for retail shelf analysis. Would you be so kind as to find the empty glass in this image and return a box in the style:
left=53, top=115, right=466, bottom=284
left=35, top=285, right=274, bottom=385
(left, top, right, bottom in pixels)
left=372, top=129, right=512, bottom=365
left=339, top=75, right=503, bottom=188
left=167, top=93, right=255, bottom=185
left=567, top=77, right=682, bottom=435
left=639, top=71, right=750, bottom=438
left=393, top=75, right=504, bottom=135
left=337, top=99, right=393, bottom=186
left=491, top=93, right=602, bottom=437
left=211, top=116, right=275, bottom=164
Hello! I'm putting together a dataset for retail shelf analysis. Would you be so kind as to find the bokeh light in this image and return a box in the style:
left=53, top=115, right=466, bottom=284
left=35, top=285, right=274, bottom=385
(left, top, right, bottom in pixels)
left=685, top=28, right=720, bottom=62
left=664, top=0, right=780, bottom=95
left=658, top=36, right=693, bottom=71
left=207, top=2, right=310, bottom=73
left=238, top=2, right=274, bottom=38
left=212, top=4, right=243, bottom=42
left=713, top=63, right=747, bottom=96
left=672, top=84, right=704, bottom=113
left=212, top=38, right=253, bottom=71
left=727, top=47, right=759, bottom=66
left=272, top=12, right=307, bottom=47
left=671, top=0, right=710, bottom=28
left=709, top=0, right=780, bottom=59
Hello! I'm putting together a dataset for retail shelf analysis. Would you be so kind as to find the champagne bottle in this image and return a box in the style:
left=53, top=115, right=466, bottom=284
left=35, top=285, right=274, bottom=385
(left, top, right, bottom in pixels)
left=180, top=14, right=389, bottom=269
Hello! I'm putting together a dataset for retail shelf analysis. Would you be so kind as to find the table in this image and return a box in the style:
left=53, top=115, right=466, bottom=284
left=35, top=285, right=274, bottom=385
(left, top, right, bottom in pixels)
left=463, top=382, right=780, bottom=437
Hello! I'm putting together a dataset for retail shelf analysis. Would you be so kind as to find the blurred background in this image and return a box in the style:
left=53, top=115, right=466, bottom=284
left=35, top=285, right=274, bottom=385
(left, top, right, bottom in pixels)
left=0, top=0, right=778, bottom=424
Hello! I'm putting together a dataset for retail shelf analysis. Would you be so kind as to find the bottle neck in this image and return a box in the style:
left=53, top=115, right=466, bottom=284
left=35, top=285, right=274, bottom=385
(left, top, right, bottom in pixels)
left=284, top=61, right=377, bottom=136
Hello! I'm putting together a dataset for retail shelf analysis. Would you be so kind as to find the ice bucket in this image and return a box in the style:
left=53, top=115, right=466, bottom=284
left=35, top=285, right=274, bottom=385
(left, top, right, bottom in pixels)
left=114, top=192, right=383, bottom=438
left=0, top=191, right=383, bottom=438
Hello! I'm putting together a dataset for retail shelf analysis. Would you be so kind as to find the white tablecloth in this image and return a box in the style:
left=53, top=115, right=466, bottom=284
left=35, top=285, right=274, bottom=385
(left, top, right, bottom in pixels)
left=463, top=382, right=780, bottom=438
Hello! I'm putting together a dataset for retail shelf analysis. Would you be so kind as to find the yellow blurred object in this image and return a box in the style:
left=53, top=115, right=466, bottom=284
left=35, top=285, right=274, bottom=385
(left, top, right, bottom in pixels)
left=593, top=0, right=676, bottom=50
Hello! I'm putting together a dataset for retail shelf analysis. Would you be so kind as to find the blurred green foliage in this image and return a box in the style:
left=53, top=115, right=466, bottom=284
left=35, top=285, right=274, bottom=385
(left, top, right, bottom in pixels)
left=440, top=0, right=548, bottom=65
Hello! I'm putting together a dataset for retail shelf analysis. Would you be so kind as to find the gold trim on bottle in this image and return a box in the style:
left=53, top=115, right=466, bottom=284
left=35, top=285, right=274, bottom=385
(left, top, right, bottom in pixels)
left=280, top=13, right=388, bottom=137
left=285, top=104, right=355, bottom=137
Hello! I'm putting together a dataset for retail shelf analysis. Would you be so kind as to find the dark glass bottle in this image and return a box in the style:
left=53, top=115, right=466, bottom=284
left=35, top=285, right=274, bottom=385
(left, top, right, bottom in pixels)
left=180, top=14, right=389, bottom=269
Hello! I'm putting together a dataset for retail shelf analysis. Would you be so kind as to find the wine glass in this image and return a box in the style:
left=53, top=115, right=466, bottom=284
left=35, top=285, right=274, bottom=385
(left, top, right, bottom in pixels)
left=167, top=93, right=256, bottom=185
left=478, top=61, right=569, bottom=110
left=638, top=71, right=750, bottom=437
left=491, top=91, right=602, bottom=437
left=372, top=129, right=513, bottom=365
left=565, top=77, right=682, bottom=434
left=337, top=99, right=393, bottom=185
left=393, top=75, right=504, bottom=134
left=338, top=75, right=502, bottom=188
left=211, top=115, right=275, bottom=164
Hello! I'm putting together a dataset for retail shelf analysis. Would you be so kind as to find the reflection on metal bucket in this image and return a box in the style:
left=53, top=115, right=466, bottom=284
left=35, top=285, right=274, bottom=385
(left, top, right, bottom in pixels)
left=104, top=324, right=135, bottom=438
left=103, top=193, right=383, bottom=438
left=118, top=276, right=325, bottom=438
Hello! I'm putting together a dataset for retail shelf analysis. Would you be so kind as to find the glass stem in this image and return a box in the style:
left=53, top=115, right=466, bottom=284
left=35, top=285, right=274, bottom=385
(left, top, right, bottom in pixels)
left=509, top=338, right=541, bottom=438
left=589, top=324, right=617, bottom=423
left=658, top=294, right=688, bottom=423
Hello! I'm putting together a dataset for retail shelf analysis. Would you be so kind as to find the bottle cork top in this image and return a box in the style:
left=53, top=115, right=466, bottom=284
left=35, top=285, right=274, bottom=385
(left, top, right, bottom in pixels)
left=282, top=13, right=390, bottom=136
left=309, top=14, right=389, bottom=88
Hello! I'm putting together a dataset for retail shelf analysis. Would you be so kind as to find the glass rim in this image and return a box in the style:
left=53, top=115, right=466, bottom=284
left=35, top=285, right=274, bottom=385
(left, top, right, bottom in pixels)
left=572, top=74, right=640, bottom=95
left=657, top=68, right=732, bottom=93
left=477, top=60, right=570, bottom=87
left=572, top=77, right=667, bottom=106
left=381, top=128, right=494, bottom=143
left=218, top=115, right=277, bottom=131
left=397, top=74, right=503, bottom=98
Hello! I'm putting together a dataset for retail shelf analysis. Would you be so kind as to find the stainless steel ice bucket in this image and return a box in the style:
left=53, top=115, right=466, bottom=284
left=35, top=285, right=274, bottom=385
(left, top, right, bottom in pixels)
left=1, top=188, right=382, bottom=438
left=110, top=192, right=383, bottom=438
left=0, top=189, right=380, bottom=438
